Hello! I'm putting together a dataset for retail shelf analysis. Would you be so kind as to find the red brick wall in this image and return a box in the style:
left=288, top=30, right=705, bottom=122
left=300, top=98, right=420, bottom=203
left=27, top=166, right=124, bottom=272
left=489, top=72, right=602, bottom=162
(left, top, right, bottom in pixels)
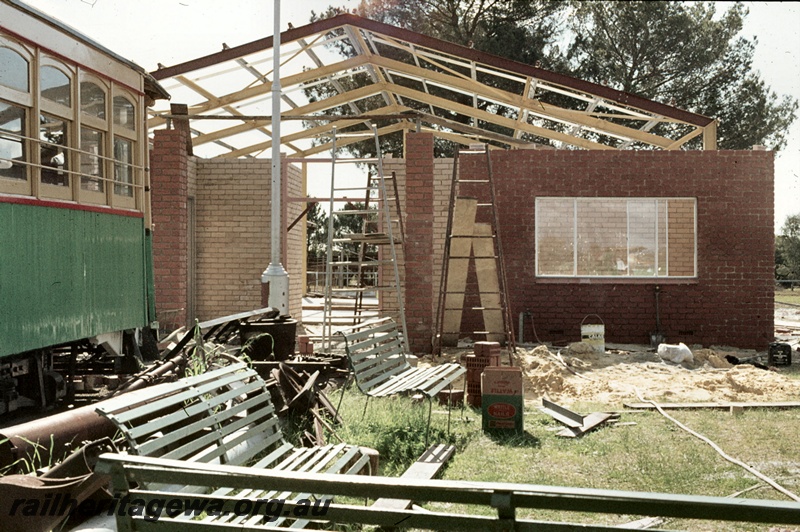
left=404, top=132, right=435, bottom=352
left=404, top=141, right=774, bottom=351
left=492, top=150, right=774, bottom=350
left=150, top=128, right=189, bottom=329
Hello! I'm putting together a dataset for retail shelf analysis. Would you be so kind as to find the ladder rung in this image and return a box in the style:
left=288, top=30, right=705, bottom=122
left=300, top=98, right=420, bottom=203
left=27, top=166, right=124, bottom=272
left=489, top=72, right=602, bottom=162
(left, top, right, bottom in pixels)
left=334, top=157, right=379, bottom=163
left=328, top=260, right=394, bottom=266
left=331, top=287, right=378, bottom=293
left=456, top=179, right=490, bottom=183
left=332, top=186, right=381, bottom=191
left=449, top=234, right=494, bottom=239
left=448, top=255, right=497, bottom=259
left=332, top=287, right=398, bottom=293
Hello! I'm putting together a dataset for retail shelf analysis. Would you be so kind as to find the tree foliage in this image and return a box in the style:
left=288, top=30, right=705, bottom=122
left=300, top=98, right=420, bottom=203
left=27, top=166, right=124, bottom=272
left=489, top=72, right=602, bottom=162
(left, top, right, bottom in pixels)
left=566, top=1, right=797, bottom=150
left=306, top=201, right=377, bottom=271
left=313, top=0, right=796, bottom=151
left=776, top=214, right=800, bottom=281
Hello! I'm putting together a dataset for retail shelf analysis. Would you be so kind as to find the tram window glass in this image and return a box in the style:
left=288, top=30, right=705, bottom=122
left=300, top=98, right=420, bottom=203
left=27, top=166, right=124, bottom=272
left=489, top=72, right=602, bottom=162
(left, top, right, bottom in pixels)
left=41, top=66, right=71, bottom=107
left=39, top=114, right=69, bottom=187
left=113, top=136, right=133, bottom=197
left=0, top=46, right=29, bottom=92
left=80, top=127, right=104, bottom=192
left=0, top=101, right=26, bottom=181
left=80, top=81, right=105, bottom=119
left=113, top=96, right=135, bottom=130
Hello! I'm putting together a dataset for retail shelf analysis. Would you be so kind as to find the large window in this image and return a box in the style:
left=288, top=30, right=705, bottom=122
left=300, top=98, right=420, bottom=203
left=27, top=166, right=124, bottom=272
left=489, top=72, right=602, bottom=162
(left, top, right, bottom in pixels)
left=1, top=32, right=144, bottom=210
left=113, top=136, right=133, bottom=197
left=80, top=126, right=104, bottom=192
left=536, top=197, right=696, bottom=278
left=39, top=114, right=69, bottom=187
left=0, top=100, right=26, bottom=181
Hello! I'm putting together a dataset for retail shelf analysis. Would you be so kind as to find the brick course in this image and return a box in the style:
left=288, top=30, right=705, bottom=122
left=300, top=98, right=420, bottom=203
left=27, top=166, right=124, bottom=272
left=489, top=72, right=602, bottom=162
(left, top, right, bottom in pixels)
left=402, top=135, right=774, bottom=351
left=151, top=129, right=189, bottom=329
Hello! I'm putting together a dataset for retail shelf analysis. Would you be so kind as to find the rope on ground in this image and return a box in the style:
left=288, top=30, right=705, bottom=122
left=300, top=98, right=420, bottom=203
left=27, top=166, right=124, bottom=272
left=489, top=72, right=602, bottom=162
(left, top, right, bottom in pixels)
left=635, top=388, right=800, bottom=503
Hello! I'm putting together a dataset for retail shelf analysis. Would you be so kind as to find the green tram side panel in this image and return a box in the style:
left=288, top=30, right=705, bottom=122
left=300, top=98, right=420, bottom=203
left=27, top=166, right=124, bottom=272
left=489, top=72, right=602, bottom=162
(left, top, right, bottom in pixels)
left=0, top=202, right=148, bottom=357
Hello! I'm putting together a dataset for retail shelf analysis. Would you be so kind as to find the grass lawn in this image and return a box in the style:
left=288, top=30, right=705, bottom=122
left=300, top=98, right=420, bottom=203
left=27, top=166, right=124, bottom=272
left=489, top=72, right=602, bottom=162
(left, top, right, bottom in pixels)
left=325, top=390, right=800, bottom=531
left=776, top=288, right=800, bottom=306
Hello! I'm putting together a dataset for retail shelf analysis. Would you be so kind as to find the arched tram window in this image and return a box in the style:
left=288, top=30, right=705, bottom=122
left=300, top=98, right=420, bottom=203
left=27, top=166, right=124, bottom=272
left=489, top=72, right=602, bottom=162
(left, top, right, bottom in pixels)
left=0, top=46, right=29, bottom=92
left=40, top=65, right=71, bottom=107
left=0, top=33, right=145, bottom=210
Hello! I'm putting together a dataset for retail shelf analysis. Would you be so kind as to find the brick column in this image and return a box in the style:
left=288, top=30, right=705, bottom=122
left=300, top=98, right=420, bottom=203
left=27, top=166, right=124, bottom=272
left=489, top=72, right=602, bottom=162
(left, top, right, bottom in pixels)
left=150, top=128, right=189, bottom=330
left=404, top=132, right=435, bottom=353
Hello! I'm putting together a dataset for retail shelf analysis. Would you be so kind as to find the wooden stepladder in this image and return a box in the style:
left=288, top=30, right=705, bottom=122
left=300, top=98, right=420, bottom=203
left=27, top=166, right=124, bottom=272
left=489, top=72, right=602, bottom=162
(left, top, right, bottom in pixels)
left=434, top=145, right=515, bottom=358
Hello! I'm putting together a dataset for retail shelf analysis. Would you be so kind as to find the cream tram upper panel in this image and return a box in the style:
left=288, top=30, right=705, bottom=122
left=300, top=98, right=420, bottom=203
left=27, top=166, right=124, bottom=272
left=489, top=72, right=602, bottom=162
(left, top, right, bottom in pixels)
left=0, top=1, right=143, bottom=93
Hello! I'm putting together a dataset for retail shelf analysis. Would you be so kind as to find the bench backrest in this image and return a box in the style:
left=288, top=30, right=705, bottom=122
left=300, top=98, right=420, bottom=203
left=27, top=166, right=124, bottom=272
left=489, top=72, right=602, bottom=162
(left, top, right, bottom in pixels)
left=96, top=363, right=286, bottom=467
left=339, top=319, right=410, bottom=394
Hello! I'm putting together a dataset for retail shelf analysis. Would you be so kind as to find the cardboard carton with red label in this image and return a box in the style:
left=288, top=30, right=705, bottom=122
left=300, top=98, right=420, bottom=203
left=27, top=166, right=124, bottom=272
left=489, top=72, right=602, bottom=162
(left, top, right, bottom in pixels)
left=481, top=366, right=524, bottom=434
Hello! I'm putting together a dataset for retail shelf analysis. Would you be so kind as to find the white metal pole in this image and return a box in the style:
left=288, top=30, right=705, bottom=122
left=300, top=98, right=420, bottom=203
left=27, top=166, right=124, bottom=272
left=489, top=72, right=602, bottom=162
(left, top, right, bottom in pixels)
left=261, top=0, right=290, bottom=314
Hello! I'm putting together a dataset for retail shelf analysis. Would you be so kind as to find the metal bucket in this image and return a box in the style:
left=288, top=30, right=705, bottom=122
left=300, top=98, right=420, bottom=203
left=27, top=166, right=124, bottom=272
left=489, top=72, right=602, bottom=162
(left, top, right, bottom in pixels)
left=240, top=318, right=298, bottom=361
left=580, top=315, right=605, bottom=354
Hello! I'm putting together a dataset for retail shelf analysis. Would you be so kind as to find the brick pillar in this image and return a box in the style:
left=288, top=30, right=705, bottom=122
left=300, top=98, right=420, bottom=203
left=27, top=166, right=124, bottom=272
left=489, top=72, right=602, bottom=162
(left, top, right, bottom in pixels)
left=150, top=128, right=189, bottom=330
left=404, top=132, right=435, bottom=353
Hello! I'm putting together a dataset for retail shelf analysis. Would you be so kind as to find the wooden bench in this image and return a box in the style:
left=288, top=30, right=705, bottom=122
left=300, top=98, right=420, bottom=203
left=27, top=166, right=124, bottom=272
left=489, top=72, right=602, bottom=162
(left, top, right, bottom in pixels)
left=95, top=452, right=800, bottom=531
left=337, top=318, right=466, bottom=442
left=95, top=362, right=375, bottom=528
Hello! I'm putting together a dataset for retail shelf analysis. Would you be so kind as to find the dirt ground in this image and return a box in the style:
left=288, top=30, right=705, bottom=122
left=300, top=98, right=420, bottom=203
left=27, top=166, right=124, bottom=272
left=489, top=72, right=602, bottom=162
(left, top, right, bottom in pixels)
left=435, top=306, right=800, bottom=408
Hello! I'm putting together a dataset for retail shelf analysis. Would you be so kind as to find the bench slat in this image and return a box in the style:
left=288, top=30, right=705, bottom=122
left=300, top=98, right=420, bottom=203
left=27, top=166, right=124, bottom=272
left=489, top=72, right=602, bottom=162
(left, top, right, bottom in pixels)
left=101, top=364, right=251, bottom=424
left=125, top=377, right=265, bottom=443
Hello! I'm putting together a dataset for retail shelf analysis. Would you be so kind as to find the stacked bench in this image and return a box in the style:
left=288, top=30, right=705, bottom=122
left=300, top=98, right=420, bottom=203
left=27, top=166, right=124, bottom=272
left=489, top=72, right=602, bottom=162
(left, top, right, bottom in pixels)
left=95, top=362, right=375, bottom=528
left=338, top=318, right=466, bottom=441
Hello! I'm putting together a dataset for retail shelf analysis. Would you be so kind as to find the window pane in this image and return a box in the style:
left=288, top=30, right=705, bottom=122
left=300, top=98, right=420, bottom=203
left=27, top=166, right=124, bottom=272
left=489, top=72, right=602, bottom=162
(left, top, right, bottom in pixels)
left=577, top=199, right=626, bottom=276
left=41, top=66, right=71, bottom=106
left=667, top=199, right=695, bottom=276
left=80, top=127, right=104, bottom=192
left=80, top=81, right=105, bottom=119
left=114, top=136, right=133, bottom=197
left=113, top=96, right=135, bottom=130
left=657, top=200, right=668, bottom=275
left=628, top=199, right=657, bottom=276
left=536, top=198, right=574, bottom=275
left=0, top=101, right=26, bottom=180
left=40, top=114, right=69, bottom=186
left=0, top=47, right=28, bottom=92
left=535, top=197, right=696, bottom=278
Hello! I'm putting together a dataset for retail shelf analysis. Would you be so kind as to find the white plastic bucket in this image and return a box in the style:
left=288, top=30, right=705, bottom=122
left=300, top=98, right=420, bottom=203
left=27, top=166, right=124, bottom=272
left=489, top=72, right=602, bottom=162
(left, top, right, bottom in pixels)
left=580, top=315, right=605, bottom=354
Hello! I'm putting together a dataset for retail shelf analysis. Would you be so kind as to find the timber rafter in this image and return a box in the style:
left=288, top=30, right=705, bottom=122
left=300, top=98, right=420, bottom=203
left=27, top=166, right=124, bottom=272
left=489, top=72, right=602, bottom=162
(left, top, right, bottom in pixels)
left=149, top=13, right=716, bottom=158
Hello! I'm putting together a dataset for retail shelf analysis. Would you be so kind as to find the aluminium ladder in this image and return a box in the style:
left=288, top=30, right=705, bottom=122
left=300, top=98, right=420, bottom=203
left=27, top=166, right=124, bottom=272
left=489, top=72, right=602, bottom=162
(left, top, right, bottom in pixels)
left=434, top=144, right=516, bottom=360
left=321, top=125, right=407, bottom=352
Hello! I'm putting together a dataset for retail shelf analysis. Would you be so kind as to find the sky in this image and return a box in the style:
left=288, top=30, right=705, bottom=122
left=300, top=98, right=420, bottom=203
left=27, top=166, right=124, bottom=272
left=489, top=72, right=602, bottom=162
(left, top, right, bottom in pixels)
left=19, top=0, right=800, bottom=232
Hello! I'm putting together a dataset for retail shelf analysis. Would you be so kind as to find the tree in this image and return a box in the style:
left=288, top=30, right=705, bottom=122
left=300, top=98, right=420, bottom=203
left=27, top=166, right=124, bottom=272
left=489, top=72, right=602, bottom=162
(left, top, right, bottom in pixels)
left=305, top=201, right=377, bottom=270
left=315, top=1, right=796, bottom=151
left=354, top=0, right=566, bottom=66
left=308, top=1, right=567, bottom=157
left=776, top=214, right=800, bottom=282
left=566, top=1, right=798, bottom=150
left=306, top=201, right=328, bottom=271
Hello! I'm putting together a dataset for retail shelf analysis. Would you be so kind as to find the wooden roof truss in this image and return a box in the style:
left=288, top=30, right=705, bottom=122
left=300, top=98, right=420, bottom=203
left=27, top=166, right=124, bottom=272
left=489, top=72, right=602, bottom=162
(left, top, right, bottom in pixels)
left=149, top=14, right=717, bottom=158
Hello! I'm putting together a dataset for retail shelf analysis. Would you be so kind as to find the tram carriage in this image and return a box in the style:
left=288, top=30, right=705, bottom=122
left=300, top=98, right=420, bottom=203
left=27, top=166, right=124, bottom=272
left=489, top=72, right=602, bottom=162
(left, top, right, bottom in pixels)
left=0, top=0, right=168, bottom=415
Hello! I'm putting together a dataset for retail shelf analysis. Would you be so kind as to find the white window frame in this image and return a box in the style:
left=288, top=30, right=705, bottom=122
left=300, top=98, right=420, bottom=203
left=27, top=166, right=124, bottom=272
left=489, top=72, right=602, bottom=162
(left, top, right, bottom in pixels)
left=535, top=197, right=697, bottom=279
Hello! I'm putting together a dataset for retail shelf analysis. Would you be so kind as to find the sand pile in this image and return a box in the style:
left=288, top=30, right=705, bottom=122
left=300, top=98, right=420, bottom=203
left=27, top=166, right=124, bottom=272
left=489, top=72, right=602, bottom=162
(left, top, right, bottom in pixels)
left=517, top=343, right=800, bottom=406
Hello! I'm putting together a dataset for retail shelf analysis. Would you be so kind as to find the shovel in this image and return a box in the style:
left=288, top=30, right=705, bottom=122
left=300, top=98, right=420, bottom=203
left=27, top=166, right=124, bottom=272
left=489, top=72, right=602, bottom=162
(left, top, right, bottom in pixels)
left=650, top=285, right=665, bottom=347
